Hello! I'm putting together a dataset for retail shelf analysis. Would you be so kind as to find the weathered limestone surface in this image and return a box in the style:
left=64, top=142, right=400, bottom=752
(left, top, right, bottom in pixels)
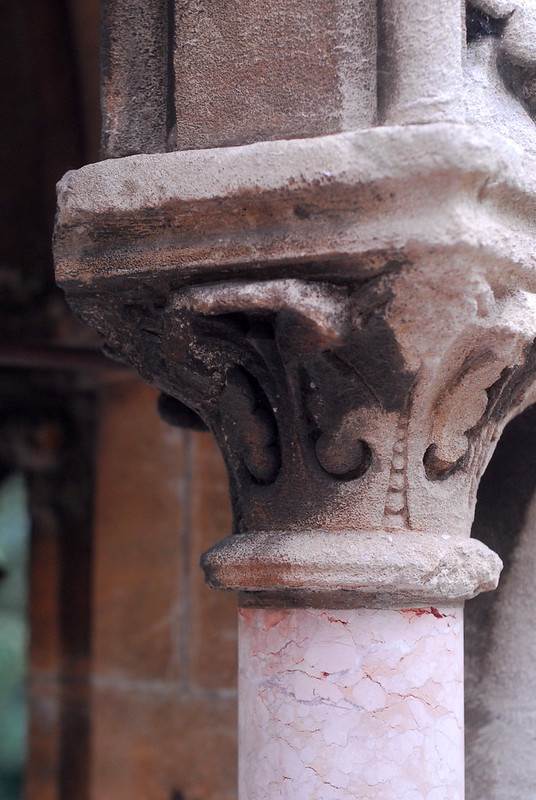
left=101, top=0, right=170, bottom=157
left=55, top=1, right=536, bottom=797
left=466, top=0, right=536, bottom=152
left=55, top=122, right=534, bottom=605
left=102, top=0, right=377, bottom=156
left=379, top=0, right=464, bottom=124
left=171, top=0, right=377, bottom=150
left=240, top=607, right=464, bottom=800
left=206, top=531, right=499, bottom=608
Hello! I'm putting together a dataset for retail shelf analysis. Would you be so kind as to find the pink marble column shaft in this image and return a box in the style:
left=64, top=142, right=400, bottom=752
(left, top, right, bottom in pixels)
left=239, top=607, right=464, bottom=800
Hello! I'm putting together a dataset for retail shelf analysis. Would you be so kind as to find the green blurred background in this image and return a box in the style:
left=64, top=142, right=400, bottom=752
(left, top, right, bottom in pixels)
left=0, top=473, right=29, bottom=800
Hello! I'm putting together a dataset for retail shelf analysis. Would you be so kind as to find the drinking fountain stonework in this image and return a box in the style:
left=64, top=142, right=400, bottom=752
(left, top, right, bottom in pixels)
left=54, top=1, right=536, bottom=797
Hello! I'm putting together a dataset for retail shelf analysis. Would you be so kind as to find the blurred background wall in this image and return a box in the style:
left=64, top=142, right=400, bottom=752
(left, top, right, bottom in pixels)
left=0, top=3, right=237, bottom=798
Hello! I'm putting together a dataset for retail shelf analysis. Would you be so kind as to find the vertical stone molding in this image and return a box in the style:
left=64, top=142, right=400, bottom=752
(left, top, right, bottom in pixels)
left=102, top=0, right=378, bottom=156
left=379, top=0, right=465, bottom=124
left=54, top=1, right=536, bottom=796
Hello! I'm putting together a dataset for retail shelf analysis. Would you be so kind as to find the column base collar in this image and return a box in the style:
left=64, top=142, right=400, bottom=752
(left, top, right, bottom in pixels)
left=201, top=530, right=502, bottom=608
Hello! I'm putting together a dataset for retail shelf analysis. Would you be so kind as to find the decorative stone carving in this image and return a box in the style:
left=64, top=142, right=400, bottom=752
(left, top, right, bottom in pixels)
left=466, top=0, right=536, bottom=151
left=54, top=5, right=536, bottom=797
left=54, top=120, right=536, bottom=605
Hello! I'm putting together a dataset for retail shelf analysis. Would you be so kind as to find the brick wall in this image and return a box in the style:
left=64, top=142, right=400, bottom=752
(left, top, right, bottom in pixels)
left=27, top=379, right=238, bottom=800
left=91, top=380, right=237, bottom=800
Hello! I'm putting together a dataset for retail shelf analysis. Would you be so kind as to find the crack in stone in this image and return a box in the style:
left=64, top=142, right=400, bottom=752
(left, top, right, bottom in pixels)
left=258, top=676, right=366, bottom=712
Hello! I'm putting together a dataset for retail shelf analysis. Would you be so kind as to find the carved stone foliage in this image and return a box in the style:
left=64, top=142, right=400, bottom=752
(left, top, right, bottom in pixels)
left=466, top=0, right=536, bottom=150
left=56, top=123, right=536, bottom=545
left=70, top=259, right=536, bottom=545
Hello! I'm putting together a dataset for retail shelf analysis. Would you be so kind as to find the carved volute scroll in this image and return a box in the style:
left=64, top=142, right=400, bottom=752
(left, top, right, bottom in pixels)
left=67, top=257, right=536, bottom=546
left=55, top=102, right=536, bottom=604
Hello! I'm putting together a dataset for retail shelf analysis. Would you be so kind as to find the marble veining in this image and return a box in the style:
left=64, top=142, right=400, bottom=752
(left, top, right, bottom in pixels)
left=239, top=607, right=463, bottom=799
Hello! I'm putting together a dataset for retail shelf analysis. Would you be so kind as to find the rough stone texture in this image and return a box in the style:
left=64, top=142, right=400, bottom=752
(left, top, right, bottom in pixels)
left=54, top=6, right=536, bottom=796
left=466, top=0, right=536, bottom=153
left=55, top=123, right=536, bottom=599
left=239, top=607, right=464, bottom=800
left=379, top=0, right=465, bottom=124
left=56, top=123, right=536, bottom=290
left=172, top=0, right=377, bottom=150
left=101, top=0, right=170, bottom=157
left=102, top=0, right=376, bottom=156
left=204, top=531, right=501, bottom=607
left=104, top=0, right=536, bottom=155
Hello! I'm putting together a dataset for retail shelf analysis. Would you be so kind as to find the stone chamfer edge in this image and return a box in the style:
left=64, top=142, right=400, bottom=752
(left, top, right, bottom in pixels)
left=201, top=530, right=503, bottom=609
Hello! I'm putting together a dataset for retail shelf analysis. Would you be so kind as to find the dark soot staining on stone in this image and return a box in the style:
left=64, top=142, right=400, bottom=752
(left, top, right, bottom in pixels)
left=219, top=367, right=281, bottom=486
left=157, top=392, right=208, bottom=431
left=315, top=433, right=372, bottom=482
left=423, top=443, right=466, bottom=481
left=293, top=204, right=312, bottom=220
left=340, top=322, right=415, bottom=414
left=466, top=4, right=507, bottom=43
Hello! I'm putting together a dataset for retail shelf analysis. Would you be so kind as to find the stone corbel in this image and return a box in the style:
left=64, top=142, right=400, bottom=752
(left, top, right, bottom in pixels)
left=55, top=120, right=536, bottom=798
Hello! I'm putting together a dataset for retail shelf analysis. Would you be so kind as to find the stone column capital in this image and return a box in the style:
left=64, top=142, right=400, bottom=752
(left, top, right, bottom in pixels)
left=55, top=121, right=536, bottom=607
